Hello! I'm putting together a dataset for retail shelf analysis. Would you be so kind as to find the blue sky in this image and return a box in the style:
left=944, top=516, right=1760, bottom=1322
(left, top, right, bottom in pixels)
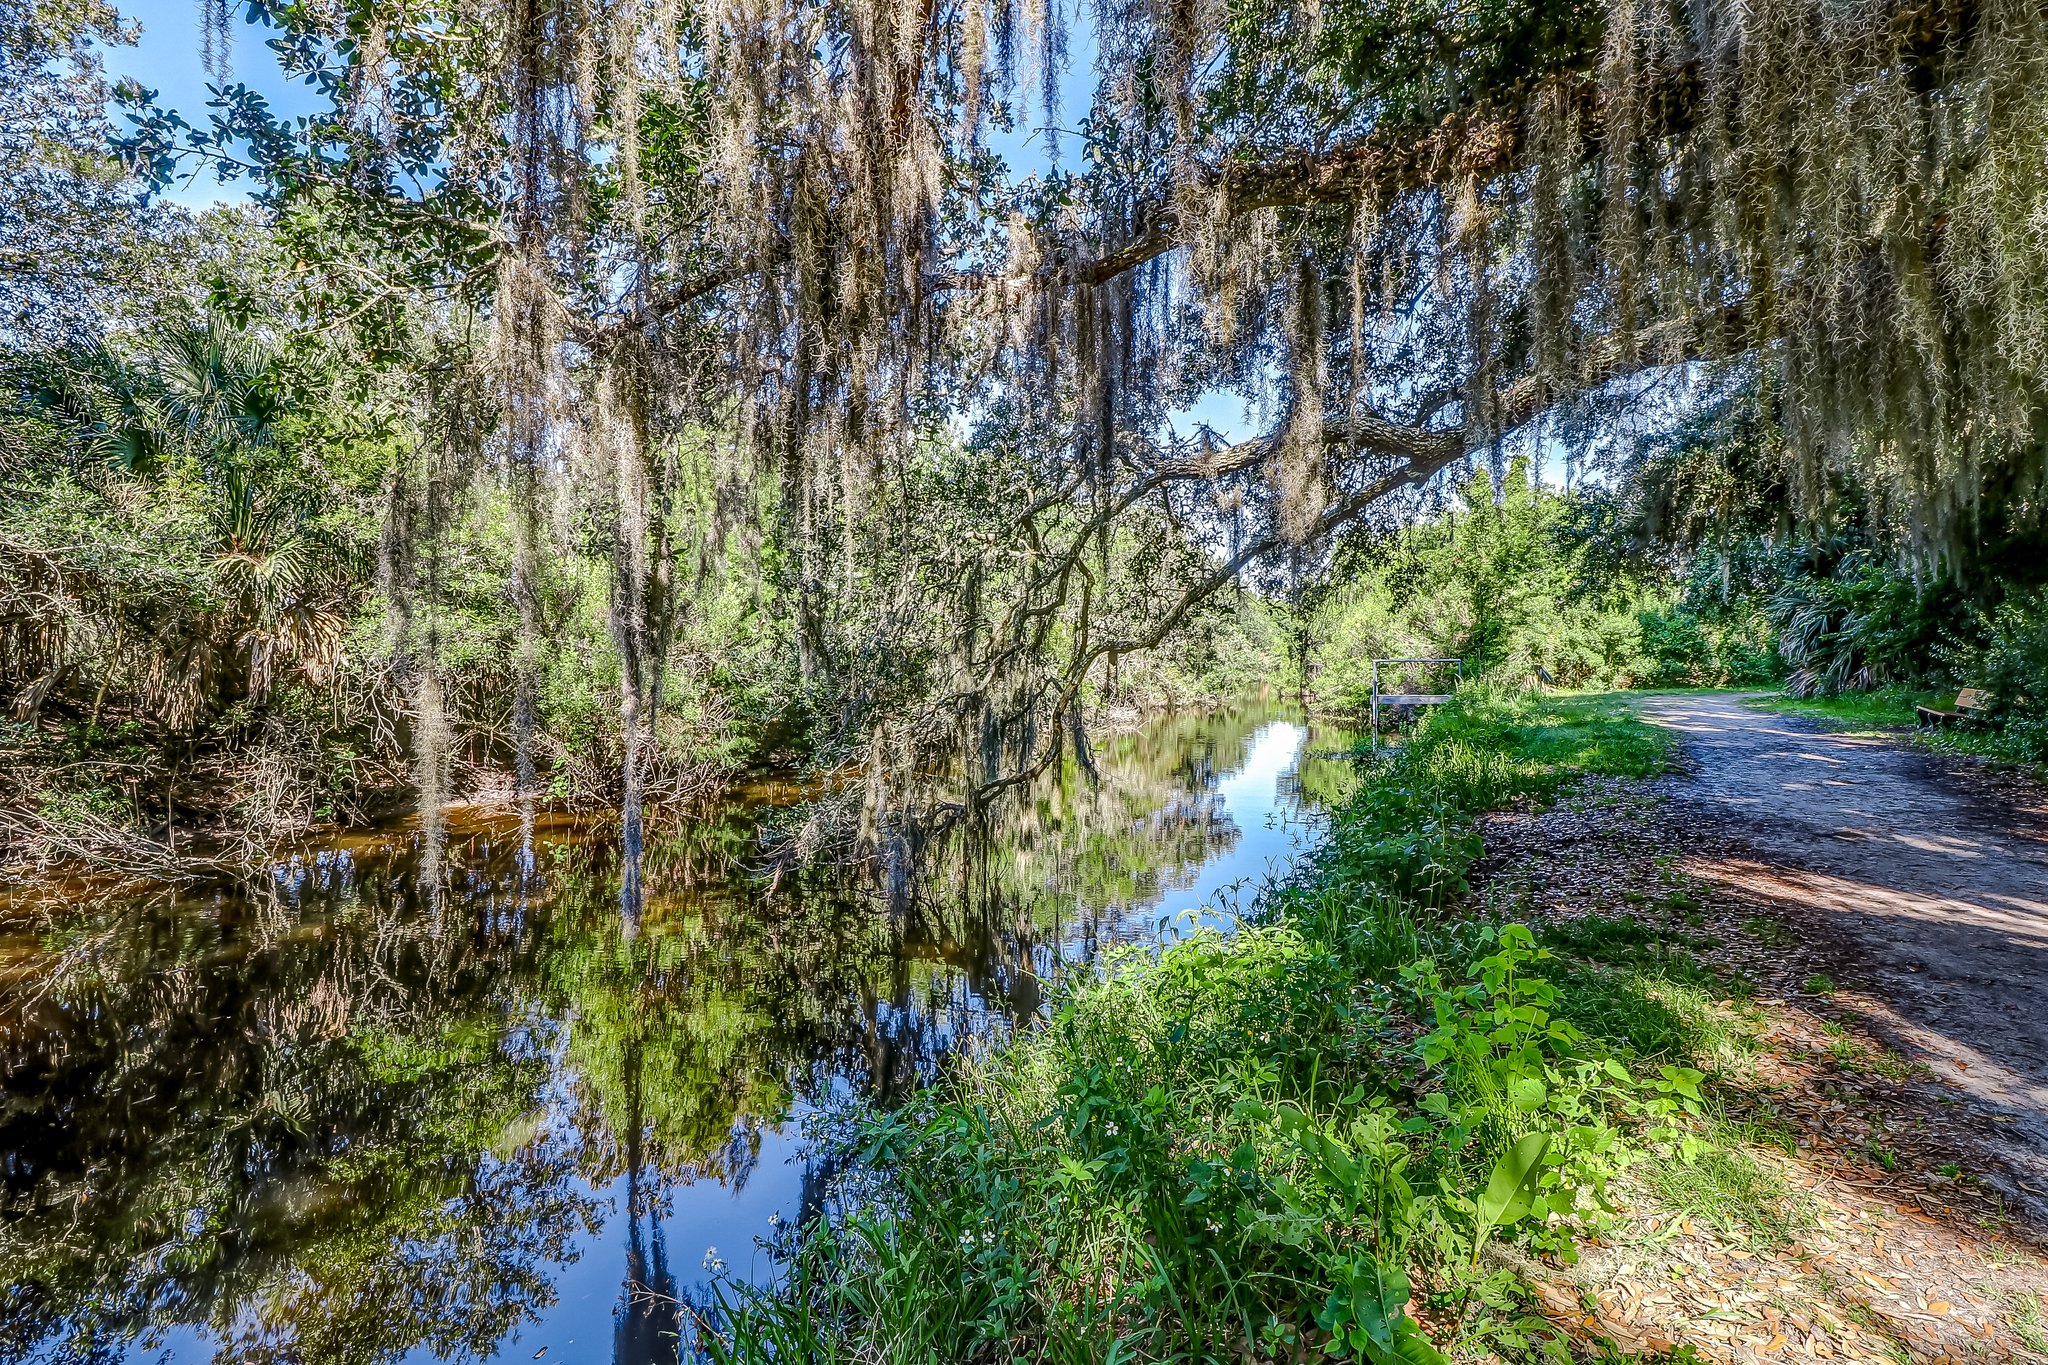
left=97, top=0, right=327, bottom=207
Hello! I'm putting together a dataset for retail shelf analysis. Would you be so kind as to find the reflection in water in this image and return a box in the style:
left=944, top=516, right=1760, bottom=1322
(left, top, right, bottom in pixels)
left=0, top=701, right=1357, bottom=1365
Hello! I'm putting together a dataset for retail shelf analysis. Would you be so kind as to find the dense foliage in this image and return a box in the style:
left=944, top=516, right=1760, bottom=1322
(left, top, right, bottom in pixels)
left=1295, top=458, right=1776, bottom=708
left=1, top=294, right=1280, bottom=875
left=66, top=0, right=2045, bottom=864
left=9, top=0, right=2048, bottom=875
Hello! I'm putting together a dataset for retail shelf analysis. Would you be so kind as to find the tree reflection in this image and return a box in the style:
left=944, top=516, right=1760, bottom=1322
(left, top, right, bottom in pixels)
left=0, top=700, right=1350, bottom=1364
left=0, top=850, right=600, bottom=1365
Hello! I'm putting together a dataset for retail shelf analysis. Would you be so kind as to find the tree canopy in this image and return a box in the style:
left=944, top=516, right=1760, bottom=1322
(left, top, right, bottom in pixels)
left=91, top=0, right=2048, bottom=867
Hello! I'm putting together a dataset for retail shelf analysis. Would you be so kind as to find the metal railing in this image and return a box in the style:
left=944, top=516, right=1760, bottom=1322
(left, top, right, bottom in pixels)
left=1370, top=657, right=1463, bottom=738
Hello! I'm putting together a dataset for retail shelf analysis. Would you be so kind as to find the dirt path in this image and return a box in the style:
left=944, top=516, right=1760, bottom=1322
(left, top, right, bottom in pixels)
left=1640, top=692, right=2048, bottom=1199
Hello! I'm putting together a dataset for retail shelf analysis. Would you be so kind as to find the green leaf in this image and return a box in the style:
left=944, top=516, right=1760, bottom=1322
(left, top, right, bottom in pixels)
left=1387, top=1322, right=1449, bottom=1365
left=1347, top=1260, right=1409, bottom=1355
left=1657, top=1065, right=1706, bottom=1103
left=1319, top=1258, right=1436, bottom=1364
left=1471, top=1130, right=1551, bottom=1265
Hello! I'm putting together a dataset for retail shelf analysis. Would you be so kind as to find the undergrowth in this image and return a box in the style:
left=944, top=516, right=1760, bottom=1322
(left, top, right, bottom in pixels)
left=703, top=691, right=1703, bottom=1363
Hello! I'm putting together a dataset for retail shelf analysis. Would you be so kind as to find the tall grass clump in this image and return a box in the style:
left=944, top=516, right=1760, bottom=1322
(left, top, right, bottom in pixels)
left=705, top=692, right=1691, bottom=1363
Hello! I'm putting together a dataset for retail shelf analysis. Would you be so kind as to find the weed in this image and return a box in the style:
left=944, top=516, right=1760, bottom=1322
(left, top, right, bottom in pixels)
left=1804, top=973, right=1836, bottom=995
left=2003, top=1291, right=2048, bottom=1353
left=1740, top=917, right=1791, bottom=947
left=1819, top=1024, right=1915, bottom=1081
left=1540, top=914, right=1716, bottom=975
left=1726, top=1104, right=1799, bottom=1156
left=1641, top=1132, right=1806, bottom=1249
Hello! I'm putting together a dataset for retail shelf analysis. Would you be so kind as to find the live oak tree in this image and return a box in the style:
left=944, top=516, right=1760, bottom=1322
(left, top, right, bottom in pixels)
left=130, top=0, right=2048, bottom=883
left=0, top=0, right=208, bottom=349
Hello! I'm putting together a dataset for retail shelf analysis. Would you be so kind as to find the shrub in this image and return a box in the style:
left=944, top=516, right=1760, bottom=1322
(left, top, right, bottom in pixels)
left=1976, top=587, right=2048, bottom=761
left=1769, top=555, right=1962, bottom=697
left=1638, top=601, right=1777, bottom=687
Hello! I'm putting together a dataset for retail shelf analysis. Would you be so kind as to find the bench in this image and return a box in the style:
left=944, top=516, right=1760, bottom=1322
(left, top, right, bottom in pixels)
left=1916, top=687, right=1995, bottom=727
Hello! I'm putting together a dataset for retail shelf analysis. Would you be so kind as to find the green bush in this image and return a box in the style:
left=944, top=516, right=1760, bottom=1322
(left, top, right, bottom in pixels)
left=1305, top=461, right=1789, bottom=700
left=1768, top=556, right=1959, bottom=696
left=1637, top=601, right=1776, bottom=687
left=1976, top=587, right=2048, bottom=761
left=1305, top=462, right=1650, bottom=702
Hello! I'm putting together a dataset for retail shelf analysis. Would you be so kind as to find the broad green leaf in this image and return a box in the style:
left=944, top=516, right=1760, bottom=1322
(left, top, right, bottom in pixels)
left=1387, top=1320, right=1449, bottom=1365
left=1347, top=1259, right=1409, bottom=1355
left=1471, top=1130, right=1551, bottom=1265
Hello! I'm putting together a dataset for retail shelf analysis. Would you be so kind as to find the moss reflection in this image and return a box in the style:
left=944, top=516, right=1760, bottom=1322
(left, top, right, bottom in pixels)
left=0, top=701, right=1350, bottom=1364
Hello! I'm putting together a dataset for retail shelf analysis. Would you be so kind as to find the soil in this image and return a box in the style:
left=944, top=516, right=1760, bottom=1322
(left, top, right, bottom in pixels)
left=1468, top=693, right=2048, bottom=1363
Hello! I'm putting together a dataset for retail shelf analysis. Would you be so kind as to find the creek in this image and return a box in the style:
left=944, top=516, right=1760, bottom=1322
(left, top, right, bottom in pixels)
left=0, top=700, right=1357, bottom=1365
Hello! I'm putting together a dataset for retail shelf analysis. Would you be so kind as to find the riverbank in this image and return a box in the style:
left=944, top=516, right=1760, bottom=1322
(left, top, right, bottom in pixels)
left=704, top=691, right=1689, bottom=1359
left=706, top=690, right=2048, bottom=1362
left=0, top=701, right=1352, bottom=1363
left=0, top=689, right=1279, bottom=898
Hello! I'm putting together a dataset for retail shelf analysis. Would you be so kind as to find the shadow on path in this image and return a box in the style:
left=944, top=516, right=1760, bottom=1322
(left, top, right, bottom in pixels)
left=1640, top=693, right=2048, bottom=1204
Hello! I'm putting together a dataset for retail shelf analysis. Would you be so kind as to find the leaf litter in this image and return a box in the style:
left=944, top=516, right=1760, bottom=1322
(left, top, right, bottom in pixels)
left=1471, top=772, right=2048, bottom=1363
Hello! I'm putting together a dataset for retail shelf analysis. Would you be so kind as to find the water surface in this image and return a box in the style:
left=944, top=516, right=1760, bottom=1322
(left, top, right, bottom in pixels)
left=0, top=701, right=1357, bottom=1365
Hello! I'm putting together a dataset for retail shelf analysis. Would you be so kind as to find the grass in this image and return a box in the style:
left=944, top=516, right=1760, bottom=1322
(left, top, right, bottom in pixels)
left=2004, top=1291, right=2048, bottom=1353
left=1750, top=685, right=1942, bottom=733
left=1748, top=685, right=2048, bottom=770
left=1641, top=1134, right=1806, bottom=1249
left=701, top=690, right=1807, bottom=1364
left=1415, top=689, right=1676, bottom=788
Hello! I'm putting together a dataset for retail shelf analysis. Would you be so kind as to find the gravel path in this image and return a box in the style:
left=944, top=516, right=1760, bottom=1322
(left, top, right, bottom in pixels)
left=1639, top=693, right=2048, bottom=1193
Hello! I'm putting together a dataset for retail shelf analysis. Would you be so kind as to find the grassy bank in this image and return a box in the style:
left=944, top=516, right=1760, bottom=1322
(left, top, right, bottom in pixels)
left=706, top=692, right=1705, bottom=1362
left=1747, top=685, right=2048, bottom=770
